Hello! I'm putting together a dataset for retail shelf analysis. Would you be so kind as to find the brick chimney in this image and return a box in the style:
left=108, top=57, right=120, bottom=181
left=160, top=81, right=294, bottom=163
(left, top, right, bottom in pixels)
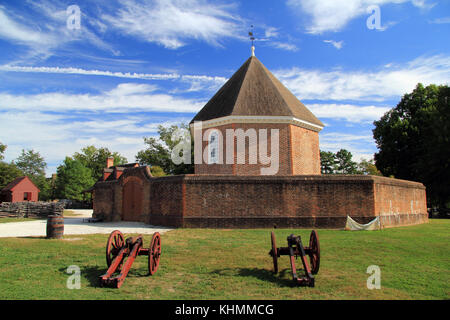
left=106, top=157, right=114, bottom=168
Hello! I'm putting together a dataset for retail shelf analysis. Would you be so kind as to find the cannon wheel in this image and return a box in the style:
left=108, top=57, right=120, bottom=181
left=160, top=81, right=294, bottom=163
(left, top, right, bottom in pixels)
left=148, top=232, right=161, bottom=275
left=106, top=230, right=125, bottom=269
left=270, top=232, right=278, bottom=274
left=308, top=230, right=320, bottom=275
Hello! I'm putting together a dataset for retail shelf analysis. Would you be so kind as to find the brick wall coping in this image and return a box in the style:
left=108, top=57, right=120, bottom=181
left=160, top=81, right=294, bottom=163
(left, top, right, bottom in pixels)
left=369, top=175, right=425, bottom=189
left=148, top=174, right=425, bottom=189
left=94, top=169, right=425, bottom=190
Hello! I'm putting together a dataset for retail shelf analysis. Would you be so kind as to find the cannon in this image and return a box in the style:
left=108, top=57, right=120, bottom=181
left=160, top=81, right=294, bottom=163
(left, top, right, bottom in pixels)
left=99, top=230, right=161, bottom=288
left=268, top=230, right=320, bottom=287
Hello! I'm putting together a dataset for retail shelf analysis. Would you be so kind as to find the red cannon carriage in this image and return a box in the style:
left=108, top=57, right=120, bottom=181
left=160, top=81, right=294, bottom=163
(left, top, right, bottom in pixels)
left=99, top=230, right=161, bottom=288
left=269, top=230, right=320, bottom=287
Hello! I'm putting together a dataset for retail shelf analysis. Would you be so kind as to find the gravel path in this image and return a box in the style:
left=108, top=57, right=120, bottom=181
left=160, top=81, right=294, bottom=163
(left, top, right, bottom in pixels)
left=0, top=210, right=174, bottom=238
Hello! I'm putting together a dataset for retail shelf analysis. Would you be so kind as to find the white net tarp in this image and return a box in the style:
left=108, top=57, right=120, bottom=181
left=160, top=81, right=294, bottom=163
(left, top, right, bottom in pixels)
left=345, top=216, right=381, bottom=231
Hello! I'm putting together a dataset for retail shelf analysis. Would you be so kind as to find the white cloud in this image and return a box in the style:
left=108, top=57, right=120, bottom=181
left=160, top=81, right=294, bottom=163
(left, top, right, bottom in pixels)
left=264, top=27, right=279, bottom=38
left=0, top=6, right=56, bottom=53
left=286, top=0, right=433, bottom=34
left=319, top=131, right=376, bottom=161
left=178, top=74, right=227, bottom=92
left=0, top=65, right=175, bottom=79
left=270, top=42, right=299, bottom=52
left=27, top=0, right=117, bottom=54
left=428, top=17, right=450, bottom=24
left=323, top=40, right=344, bottom=49
left=251, top=25, right=300, bottom=52
left=0, top=83, right=205, bottom=113
left=0, top=65, right=226, bottom=91
left=308, top=104, right=390, bottom=122
left=102, top=0, right=242, bottom=49
left=275, top=55, right=450, bottom=101
left=0, top=109, right=190, bottom=175
left=0, top=1, right=117, bottom=63
left=107, top=83, right=159, bottom=96
left=0, top=111, right=83, bottom=174
left=411, top=0, right=436, bottom=9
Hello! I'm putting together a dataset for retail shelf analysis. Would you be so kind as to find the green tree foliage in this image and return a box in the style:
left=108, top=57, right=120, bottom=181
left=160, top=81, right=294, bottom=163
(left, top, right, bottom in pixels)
left=55, top=157, right=95, bottom=201
left=136, top=124, right=194, bottom=175
left=73, top=146, right=127, bottom=181
left=150, top=165, right=166, bottom=177
left=0, top=142, right=6, bottom=160
left=0, top=146, right=52, bottom=200
left=320, top=151, right=338, bottom=174
left=0, top=162, right=24, bottom=189
left=335, top=149, right=359, bottom=174
left=13, top=149, right=49, bottom=200
left=34, top=176, right=54, bottom=201
left=14, top=149, right=46, bottom=178
left=320, top=149, right=362, bottom=174
left=373, top=83, right=450, bottom=210
left=0, top=143, right=24, bottom=190
left=357, top=158, right=382, bottom=176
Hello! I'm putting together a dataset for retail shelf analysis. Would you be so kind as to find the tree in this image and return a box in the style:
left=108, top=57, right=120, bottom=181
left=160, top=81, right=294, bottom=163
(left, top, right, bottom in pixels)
left=320, top=149, right=367, bottom=174
left=14, top=149, right=46, bottom=179
left=0, top=142, right=6, bottom=160
left=73, top=146, right=127, bottom=181
left=320, top=149, right=359, bottom=174
left=0, top=162, right=24, bottom=189
left=150, top=165, right=166, bottom=177
left=136, top=124, right=194, bottom=175
left=0, top=146, right=53, bottom=200
left=55, top=157, right=96, bottom=201
left=335, top=149, right=359, bottom=174
left=34, top=176, right=53, bottom=201
left=13, top=149, right=48, bottom=200
left=357, top=158, right=382, bottom=176
left=373, top=83, right=450, bottom=211
left=320, top=151, right=338, bottom=174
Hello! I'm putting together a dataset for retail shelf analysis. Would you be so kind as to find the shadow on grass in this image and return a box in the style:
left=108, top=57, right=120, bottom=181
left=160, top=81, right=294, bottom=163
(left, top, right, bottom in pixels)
left=18, top=236, right=47, bottom=239
left=59, top=266, right=104, bottom=288
left=211, top=267, right=298, bottom=288
left=59, top=263, right=151, bottom=288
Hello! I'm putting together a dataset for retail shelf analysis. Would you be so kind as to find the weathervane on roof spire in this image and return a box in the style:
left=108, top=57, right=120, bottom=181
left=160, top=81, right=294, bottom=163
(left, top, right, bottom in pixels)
left=248, top=25, right=255, bottom=56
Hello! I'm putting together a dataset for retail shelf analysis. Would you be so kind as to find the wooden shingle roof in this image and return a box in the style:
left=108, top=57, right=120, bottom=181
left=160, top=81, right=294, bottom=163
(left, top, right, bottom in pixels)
left=190, top=56, right=324, bottom=128
left=1, top=176, right=27, bottom=191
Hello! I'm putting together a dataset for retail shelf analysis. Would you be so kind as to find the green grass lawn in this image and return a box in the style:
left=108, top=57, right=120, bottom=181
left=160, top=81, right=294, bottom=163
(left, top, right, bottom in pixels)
left=0, top=220, right=448, bottom=300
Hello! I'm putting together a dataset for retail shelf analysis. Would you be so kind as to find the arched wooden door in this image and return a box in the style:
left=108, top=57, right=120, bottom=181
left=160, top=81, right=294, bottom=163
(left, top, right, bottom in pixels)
left=122, top=178, right=143, bottom=221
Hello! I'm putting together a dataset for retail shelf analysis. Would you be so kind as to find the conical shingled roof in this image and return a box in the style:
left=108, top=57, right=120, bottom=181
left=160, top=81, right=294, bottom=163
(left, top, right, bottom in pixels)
left=190, top=56, right=324, bottom=128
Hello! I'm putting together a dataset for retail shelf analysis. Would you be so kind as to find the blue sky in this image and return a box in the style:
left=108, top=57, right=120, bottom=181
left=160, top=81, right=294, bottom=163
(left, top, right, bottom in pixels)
left=0, top=0, right=449, bottom=175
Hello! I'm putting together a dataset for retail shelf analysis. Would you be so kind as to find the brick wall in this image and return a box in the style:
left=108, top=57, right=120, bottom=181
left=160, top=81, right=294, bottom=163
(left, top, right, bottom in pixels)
left=180, top=175, right=373, bottom=228
left=93, top=166, right=152, bottom=222
left=179, top=175, right=427, bottom=228
left=93, top=170, right=428, bottom=229
left=148, top=176, right=184, bottom=227
left=195, top=124, right=234, bottom=175
left=194, top=123, right=320, bottom=176
left=372, top=176, right=428, bottom=227
left=290, top=125, right=321, bottom=175
left=92, top=182, right=115, bottom=220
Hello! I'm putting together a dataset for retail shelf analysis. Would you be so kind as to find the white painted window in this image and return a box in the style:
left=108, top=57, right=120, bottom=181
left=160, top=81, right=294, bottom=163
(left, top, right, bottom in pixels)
left=208, top=130, right=219, bottom=164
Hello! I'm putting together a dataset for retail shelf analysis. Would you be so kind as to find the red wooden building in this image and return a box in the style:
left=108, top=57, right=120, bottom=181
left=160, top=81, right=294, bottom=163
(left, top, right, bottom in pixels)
left=0, top=176, right=40, bottom=203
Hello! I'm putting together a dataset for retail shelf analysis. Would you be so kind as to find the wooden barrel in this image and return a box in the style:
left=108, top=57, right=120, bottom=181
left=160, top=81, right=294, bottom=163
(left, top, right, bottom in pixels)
left=46, top=215, right=64, bottom=239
